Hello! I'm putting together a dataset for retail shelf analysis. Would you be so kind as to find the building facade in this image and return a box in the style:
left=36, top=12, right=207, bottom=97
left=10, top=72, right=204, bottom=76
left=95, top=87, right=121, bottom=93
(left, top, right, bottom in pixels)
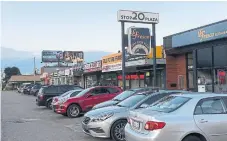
left=164, top=20, right=227, bottom=93
left=83, top=60, right=102, bottom=88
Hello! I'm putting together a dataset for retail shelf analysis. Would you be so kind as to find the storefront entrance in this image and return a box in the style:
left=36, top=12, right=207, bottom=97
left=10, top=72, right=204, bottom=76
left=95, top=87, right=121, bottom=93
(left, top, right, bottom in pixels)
left=186, top=43, right=227, bottom=93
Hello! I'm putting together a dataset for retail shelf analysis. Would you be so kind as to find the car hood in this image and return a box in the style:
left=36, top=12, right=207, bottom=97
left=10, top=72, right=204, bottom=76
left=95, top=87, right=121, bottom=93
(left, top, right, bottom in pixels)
left=93, top=100, right=119, bottom=109
left=85, top=106, right=128, bottom=117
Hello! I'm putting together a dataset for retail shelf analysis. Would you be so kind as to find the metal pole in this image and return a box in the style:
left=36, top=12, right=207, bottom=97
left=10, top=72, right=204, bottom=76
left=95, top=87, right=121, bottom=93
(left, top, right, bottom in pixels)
left=34, top=57, right=36, bottom=84
left=152, top=24, right=157, bottom=87
left=121, top=22, right=126, bottom=90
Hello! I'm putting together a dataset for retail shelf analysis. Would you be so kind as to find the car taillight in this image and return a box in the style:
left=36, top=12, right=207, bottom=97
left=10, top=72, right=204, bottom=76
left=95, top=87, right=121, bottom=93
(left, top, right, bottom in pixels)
left=144, top=121, right=166, bottom=131
left=39, top=95, right=43, bottom=100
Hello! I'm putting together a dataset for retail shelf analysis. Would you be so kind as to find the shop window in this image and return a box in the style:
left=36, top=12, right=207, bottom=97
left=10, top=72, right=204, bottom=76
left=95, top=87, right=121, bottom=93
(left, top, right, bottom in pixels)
left=188, top=70, right=194, bottom=89
left=187, top=52, right=193, bottom=69
left=197, top=69, right=212, bottom=92
left=213, top=45, right=227, bottom=67
left=197, top=48, right=212, bottom=68
left=214, top=69, right=227, bottom=93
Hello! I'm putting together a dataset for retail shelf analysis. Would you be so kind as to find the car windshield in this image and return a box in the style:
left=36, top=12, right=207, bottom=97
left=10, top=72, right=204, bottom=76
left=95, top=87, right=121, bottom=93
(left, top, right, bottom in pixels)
left=113, top=90, right=135, bottom=101
left=38, top=87, right=46, bottom=95
left=117, top=94, right=147, bottom=108
left=73, top=88, right=92, bottom=98
left=149, top=96, right=191, bottom=113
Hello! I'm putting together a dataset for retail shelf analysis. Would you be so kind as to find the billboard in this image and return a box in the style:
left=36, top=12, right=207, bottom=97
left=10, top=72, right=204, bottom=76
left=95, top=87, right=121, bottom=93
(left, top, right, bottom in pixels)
left=102, top=53, right=122, bottom=72
left=84, top=60, right=102, bottom=73
left=127, top=27, right=151, bottom=56
left=63, top=51, right=84, bottom=63
left=42, top=50, right=63, bottom=62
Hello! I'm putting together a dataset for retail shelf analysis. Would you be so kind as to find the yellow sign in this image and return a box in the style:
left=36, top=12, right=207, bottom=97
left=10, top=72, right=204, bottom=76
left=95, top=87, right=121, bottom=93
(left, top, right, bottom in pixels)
left=102, top=53, right=122, bottom=65
left=147, top=46, right=163, bottom=59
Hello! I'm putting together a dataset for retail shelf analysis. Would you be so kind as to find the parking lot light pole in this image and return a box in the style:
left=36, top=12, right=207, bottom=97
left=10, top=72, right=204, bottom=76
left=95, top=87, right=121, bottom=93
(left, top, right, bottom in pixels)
left=152, top=23, right=157, bottom=87
left=121, top=22, right=126, bottom=91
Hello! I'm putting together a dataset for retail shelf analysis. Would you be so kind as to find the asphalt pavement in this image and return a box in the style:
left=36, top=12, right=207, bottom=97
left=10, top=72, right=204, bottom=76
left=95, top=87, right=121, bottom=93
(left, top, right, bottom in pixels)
left=1, top=91, right=112, bottom=141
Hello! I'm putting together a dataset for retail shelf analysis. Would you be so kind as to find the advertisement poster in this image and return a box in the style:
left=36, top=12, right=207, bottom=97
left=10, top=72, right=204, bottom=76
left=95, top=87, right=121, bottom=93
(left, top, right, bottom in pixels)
left=42, top=50, right=63, bottom=62
left=128, top=27, right=151, bottom=56
left=63, top=51, right=84, bottom=63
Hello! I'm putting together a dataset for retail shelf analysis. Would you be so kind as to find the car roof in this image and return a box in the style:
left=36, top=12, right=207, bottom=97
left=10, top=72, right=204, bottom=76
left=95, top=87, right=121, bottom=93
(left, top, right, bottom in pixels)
left=172, top=92, right=227, bottom=99
left=91, top=86, right=121, bottom=88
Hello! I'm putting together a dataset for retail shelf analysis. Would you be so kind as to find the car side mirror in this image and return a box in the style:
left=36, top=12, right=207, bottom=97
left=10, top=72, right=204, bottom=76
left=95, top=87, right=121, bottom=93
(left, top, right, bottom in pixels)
left=86, top=94, right=93, bottom=98
left=140, top=103, right=149, bottom=108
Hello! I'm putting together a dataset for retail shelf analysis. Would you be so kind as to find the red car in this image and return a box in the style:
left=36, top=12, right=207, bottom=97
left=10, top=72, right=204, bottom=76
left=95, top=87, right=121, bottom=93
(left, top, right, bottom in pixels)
left=55, top=86, right=122, bottom=118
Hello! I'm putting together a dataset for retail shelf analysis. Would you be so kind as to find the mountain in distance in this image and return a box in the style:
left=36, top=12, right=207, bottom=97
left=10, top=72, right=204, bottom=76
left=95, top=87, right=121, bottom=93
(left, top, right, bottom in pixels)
left=1, top=47, right=113, bottom=74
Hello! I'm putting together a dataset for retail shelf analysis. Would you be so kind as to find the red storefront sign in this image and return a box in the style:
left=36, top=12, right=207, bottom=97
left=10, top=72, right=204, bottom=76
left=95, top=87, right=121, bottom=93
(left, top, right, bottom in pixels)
left=84, top=60, right=102, bottom=73
left=118, top=74, right=144, bottom=80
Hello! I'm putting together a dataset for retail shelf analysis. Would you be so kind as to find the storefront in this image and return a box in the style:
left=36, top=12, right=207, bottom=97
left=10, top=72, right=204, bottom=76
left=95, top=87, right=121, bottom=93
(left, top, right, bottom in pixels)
left=64, top=68, right=74, bottom=85
left=83, top=60, right=102, bottom=88
left=101, top=53, right=121, bottom=87
left=119, top=46, right=166, bottom=89
left=164, top=20, right=227, bottom=93
left=72, top=63, right=84, bottom=87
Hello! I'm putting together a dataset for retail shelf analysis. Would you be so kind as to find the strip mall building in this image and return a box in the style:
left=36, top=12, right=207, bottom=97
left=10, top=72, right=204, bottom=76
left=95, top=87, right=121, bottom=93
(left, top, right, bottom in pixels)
left=164, top=20, right=227, bottom=93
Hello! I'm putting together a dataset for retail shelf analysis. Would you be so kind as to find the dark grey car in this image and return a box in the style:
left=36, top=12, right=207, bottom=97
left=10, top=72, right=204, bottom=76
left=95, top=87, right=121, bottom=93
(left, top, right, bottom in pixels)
left=92, top=87, right=159, bottom=110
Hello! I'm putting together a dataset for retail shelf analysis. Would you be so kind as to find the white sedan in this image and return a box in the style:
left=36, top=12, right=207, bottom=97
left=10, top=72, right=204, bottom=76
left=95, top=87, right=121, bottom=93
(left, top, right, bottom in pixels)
left=125, top=93, right=227, bottom=141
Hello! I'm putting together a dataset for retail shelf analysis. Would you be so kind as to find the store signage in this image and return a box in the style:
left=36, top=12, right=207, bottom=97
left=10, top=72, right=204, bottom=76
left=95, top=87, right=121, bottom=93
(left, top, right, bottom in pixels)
left=128, top=27, right=151, bottom=56
left=172, top=20, right=227, bottom=48
left=73, top=62, right=84, bottom=70
left=63, top=51, right=84, bottom=63
left=118, top=10, right=159, bottom=24
left=118, top=74, right=145, bottom=80
left=126, top=59, right=146, bottom=67
left=42, top=50, right=63, bottom=62
left=84, top=61, right=102, bottom=73
left=198, top=28, right=227, bottom=41
left=102, top=53, right=122, bottom=72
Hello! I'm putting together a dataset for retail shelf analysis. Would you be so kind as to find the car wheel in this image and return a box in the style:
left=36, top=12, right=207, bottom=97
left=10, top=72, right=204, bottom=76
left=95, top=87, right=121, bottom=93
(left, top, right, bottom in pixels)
left=46, top=100, right=52, bottom=109
left=183, top=136, right=201, bottom=141
left=67, top=104, right=81, bottom=118
left=111, top=119, right=127, bottom=141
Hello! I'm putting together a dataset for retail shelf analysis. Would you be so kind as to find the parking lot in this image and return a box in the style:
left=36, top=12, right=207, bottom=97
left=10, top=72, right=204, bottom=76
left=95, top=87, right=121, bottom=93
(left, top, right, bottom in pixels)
left=1, top=91, right=112, bottom=141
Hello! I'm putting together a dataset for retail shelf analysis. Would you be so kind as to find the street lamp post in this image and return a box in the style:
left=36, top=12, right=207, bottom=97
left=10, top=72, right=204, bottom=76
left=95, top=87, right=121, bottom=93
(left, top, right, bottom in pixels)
left=56, top=68, right=60, bottom=85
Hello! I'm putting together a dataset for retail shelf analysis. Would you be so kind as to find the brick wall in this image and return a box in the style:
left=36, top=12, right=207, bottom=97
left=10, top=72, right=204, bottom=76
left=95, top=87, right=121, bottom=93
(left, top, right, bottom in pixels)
left=166, top=54, right=187, bottom=90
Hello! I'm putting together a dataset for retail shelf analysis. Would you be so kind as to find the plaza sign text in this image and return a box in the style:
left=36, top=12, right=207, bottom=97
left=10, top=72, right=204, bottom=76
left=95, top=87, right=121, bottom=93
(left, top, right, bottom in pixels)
left=118, top=10, right=159, bottom=24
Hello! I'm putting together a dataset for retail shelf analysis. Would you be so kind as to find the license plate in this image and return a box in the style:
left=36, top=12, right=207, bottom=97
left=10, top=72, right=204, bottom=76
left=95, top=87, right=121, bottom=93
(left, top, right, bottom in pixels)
left=132, top=120, right=140, bottom=130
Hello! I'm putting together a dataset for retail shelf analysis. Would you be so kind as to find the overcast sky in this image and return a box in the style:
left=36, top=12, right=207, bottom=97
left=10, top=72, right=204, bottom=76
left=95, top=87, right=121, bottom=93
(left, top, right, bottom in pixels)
left=2, top=1, right=227, bottom=53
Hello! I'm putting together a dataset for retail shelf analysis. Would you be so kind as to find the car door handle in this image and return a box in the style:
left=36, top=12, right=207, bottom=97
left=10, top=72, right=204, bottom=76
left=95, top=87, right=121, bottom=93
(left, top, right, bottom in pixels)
left=200, top=119, right=208, bottom=123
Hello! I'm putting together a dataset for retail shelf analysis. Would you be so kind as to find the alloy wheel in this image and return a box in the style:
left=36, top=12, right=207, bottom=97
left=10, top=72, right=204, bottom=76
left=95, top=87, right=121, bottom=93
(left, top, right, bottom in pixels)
left=69, top=106, right=79, bottom=117
left=114, top=122, right=126, bottom=141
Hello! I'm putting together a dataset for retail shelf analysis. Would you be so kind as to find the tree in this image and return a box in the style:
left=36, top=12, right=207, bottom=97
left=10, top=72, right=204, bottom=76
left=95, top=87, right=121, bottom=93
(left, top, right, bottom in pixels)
left=3, top=66, right=21, bottom=83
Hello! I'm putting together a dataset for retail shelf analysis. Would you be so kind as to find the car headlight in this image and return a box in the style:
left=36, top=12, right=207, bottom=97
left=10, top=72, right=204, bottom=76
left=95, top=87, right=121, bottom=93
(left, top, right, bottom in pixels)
left=91, top=112, right=114, bottom=122
left=59, top=98, right=68, bottom=104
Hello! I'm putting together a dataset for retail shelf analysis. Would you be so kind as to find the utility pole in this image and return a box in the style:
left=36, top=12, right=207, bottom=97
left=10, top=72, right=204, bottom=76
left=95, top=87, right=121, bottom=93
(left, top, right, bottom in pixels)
left=34, top=57, right=36, bottom=84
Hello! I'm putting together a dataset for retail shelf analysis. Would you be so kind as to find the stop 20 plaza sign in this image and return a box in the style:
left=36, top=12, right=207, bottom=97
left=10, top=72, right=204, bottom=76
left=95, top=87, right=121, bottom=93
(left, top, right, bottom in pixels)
left=118, top=10, right=159, bottom=24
